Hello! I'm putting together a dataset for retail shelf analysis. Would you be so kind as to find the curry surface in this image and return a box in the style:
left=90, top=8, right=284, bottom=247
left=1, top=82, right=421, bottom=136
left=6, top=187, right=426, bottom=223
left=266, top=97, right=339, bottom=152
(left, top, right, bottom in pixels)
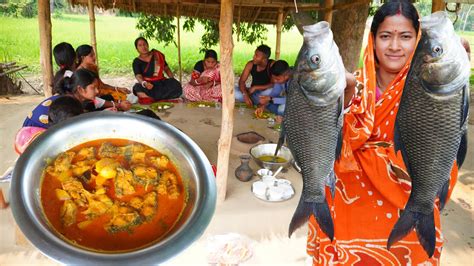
left=40, top=139, right=186, bottom=252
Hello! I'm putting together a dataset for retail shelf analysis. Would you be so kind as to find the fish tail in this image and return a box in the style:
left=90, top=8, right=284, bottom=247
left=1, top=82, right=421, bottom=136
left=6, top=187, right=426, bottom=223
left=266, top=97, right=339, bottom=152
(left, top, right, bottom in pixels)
left=289, top=197, right=334, bottom=241
left=387, top=210, right=436, bottom=258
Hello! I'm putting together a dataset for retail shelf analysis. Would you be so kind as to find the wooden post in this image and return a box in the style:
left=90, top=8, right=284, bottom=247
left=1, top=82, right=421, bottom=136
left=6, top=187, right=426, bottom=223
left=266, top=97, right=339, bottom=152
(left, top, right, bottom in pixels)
left=217, top=0, right=235, bottom=203
left=88, top=0, right=98, bottom=67
left=323, top=0, right=334, bottom=24
left=177, top=4, right=182, bottom=83
left=431, top=0, right=445, bottom=13
left=38, top=0, right=53, bottom=97
left=275, top=8, right=283, bottom=60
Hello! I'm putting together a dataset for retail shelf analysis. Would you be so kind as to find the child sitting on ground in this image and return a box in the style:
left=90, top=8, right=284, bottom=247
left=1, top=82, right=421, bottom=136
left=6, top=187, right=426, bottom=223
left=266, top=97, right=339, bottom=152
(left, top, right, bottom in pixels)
left=15, top=96, right=84, bottom=154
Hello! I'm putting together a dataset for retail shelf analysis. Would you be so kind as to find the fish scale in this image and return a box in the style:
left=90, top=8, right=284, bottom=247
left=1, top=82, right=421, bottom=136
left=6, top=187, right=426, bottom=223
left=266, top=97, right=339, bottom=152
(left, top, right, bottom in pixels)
left=285, top=82, right=341, bottom=202
left=396, top=76, right=463, bottom=214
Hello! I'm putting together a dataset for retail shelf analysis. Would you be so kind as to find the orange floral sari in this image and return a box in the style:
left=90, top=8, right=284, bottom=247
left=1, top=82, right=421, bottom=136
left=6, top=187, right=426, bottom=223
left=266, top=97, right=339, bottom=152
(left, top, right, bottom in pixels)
left=306, top=34, right=458, bottom=265
left=79, top=63, right=127, bottom=101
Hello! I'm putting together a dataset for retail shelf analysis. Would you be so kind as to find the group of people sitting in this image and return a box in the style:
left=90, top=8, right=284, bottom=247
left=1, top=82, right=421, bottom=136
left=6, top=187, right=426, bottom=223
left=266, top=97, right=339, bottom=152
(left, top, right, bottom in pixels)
left=133, top=38, right=290, bottom=121
left=15, top=38, right=291, bottom=153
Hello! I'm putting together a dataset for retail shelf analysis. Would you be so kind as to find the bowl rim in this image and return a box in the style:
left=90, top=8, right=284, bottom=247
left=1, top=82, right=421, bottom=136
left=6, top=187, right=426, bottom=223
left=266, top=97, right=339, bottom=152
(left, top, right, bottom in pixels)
left=10, top=112, right=216, bottom=264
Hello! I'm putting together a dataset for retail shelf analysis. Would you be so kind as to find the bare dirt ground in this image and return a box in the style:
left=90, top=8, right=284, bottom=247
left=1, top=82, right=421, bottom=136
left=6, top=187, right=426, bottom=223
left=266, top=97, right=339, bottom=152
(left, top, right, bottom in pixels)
left=0, top=75, right=472, bottom=265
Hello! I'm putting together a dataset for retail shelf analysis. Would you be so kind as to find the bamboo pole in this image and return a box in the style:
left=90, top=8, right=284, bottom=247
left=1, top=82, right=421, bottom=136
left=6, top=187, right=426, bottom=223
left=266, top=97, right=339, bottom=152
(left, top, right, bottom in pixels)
left=217, top=0, right=235, bottom=203
left=275, top=8, right=283, bottom=60
left=323, top=0, right=334, bottom=24
left=38, top=0, right=53, bottom=97
left=431, top=0, right=445, bottom=13
left=88, top=0, right=98, bottom=67
left=177, top=4, right=182, bottom=83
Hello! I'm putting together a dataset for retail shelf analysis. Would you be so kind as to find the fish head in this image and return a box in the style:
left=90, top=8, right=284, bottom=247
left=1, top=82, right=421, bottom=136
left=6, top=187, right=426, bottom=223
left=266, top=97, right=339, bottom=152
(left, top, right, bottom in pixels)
left=294, top=21, right=346, bottom=106
left=417, top=12, right=471, bottom=95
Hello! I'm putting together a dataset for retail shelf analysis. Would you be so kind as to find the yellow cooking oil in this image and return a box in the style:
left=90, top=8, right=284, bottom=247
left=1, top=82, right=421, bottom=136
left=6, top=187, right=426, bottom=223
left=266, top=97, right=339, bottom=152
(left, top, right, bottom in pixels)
left=258, top=155, right=287, bottom=163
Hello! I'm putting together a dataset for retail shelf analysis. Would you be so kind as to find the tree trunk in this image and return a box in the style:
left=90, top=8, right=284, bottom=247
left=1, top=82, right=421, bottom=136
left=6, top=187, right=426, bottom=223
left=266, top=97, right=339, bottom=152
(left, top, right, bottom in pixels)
left=431, top=0, right=445, bottom=13
left=331, top=0, right=370, bottom=72
left=87, top=0, right=98, bottom=68
left=38, top=0, right=53, bottom=97
left=217, top=0, right=235, bottom=203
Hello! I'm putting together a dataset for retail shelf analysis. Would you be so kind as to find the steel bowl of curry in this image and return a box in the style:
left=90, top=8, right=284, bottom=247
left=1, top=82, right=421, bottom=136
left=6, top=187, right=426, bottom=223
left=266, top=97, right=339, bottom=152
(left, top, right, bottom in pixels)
left=10, top=112, right=216, bottom=264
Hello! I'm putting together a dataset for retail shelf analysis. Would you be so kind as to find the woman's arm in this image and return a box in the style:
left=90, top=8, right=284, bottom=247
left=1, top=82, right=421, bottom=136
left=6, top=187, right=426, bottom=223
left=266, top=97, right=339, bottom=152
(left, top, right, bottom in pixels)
left=135, top=74, right=153, bottom=90
left=164, top=65, right=174, bottom=79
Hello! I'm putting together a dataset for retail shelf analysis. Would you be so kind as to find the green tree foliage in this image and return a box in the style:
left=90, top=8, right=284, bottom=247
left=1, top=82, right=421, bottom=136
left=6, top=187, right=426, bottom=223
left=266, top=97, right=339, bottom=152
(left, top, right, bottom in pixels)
left=137, top=15, right=269, bottom=52
left=136, top=14, right=177, bottom=46
left=0, top=0, right=37, bottom=18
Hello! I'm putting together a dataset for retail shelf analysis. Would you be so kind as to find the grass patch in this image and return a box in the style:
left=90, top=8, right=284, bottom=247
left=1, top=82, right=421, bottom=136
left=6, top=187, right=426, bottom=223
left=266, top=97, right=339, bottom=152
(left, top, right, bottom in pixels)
left=0, top=14, right=302, bottom=76
left=1, top=14, right=472, bottom=80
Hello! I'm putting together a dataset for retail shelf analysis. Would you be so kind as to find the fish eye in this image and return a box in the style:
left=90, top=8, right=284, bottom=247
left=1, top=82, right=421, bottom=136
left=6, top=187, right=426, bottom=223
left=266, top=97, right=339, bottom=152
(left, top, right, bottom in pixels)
left=310, top=55, right=320, bottom=64
left=432, top=45, right=442, bottom=54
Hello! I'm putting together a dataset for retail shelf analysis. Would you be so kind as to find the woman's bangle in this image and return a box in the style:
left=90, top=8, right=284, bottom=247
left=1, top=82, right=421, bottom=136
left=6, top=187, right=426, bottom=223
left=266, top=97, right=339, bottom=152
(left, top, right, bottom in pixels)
left=111, top=101, right=116, bottom=110
left=194, top=79, right=200, bottom=85
left=141, top=81, right=147, bottom=87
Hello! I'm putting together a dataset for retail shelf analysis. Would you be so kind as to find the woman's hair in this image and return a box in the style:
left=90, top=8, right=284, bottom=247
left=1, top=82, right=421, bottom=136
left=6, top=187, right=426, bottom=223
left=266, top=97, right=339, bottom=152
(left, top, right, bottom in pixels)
left=270, top=60, right=290, bottom=76
left=204, top=49, right=218, bottom=60
left=53, top=42, right=76, bottom=94
left=256, top=44, right=271, bottom=59
left=134, top=37, right=148, bottom=48
left=48, top=96, right=84, bottom=126
left=56, top=68, right=98, bottom=95
left=76, top=44, right=93, bottom=65
left=370, top=1, right=420, bottom=36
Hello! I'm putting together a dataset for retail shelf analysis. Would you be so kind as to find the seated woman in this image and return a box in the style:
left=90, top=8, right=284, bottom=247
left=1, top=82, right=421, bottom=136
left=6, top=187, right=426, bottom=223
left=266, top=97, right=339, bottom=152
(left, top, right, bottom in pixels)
left=132, top=37, right=182, bottom=104
left=183, top=49, right=222, bottom=102
left=51, top=42, right=130, bottom=112
left=76, top=44, right=131, bottom=102
left=17, top=69, right=99, bottom=154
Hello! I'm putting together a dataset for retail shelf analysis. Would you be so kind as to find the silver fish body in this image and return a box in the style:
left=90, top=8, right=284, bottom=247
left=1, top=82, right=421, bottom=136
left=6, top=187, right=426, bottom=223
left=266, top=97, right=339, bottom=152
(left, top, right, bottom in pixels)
left=387, top=12, right=470, bottom=257
left=285, top=21, right=346, bottom=240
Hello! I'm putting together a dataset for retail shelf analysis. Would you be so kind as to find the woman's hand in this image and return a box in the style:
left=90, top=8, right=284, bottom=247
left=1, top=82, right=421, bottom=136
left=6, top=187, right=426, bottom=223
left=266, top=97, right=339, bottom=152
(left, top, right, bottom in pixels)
left=344, top=72, right=356, bottom=108
left=142, top=81, right=154, bottom=90
left=118, top=100, right=132, bottom=111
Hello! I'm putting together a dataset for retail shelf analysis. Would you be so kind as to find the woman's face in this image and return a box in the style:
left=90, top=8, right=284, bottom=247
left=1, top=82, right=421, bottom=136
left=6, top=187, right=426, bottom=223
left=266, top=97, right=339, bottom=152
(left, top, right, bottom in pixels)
left=136, top=39, right=149, bottom=55
left=82, top=50, right=96, bottom=65
left=374, top=15, right=417, bottom=74
left=77, top=79, right=99, bottom=101
left=204, top=57, right=217, bottom=69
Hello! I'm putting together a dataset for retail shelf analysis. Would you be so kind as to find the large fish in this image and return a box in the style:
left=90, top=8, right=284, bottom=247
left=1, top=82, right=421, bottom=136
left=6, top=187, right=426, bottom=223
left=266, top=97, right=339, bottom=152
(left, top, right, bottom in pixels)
left=283, top=21, right=346, bottom=240
left=387, top=12, right=470, bottom=257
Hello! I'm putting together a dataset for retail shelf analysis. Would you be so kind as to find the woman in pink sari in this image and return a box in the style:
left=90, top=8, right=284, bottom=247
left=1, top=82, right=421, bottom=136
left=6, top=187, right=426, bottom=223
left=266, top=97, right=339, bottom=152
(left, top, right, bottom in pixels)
left=183, top=49, right=222, bottom=102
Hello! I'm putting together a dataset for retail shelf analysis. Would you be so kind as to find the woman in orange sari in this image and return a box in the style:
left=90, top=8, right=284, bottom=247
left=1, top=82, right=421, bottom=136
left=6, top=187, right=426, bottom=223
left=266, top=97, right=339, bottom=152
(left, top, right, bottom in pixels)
left=306, top=2, right=458, bottom=265
left=76, top=45, right=131, bottom=103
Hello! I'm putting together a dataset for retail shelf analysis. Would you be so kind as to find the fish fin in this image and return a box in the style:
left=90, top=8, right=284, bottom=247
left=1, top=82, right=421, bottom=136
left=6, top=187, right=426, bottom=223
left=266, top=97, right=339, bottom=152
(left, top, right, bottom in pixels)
left=457, top=133, right=467, bottom=168
left=326, top=171, right=336, bottom=199
left=393, top=121, right=412, bottom=175
left=457, top=84, right=469, bottom=169
left=414, top=211, right=436, bottom=258
left=437, top=179, right=450, bottom=211
left=387, top=209, right=416, bottom=250
left=274, top=123, right=286, bottom=158
left=335, top=97, right=344, bottom=160
left=289, top=197, right=334, bottom=241
left=387, top=209, right=436, bottom=258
